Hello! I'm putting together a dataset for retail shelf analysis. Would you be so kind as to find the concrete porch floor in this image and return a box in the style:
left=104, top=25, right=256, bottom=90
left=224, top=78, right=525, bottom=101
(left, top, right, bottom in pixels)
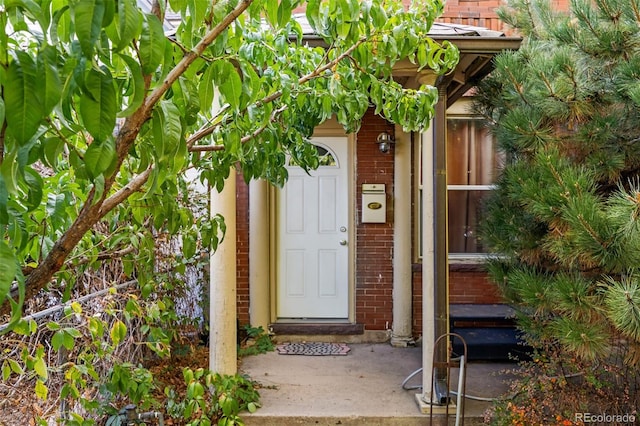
left=239, top=342, right=518, bottom=425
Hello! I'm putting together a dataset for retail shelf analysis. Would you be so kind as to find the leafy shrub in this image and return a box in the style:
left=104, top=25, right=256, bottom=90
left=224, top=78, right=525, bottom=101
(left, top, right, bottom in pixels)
left=484, top=347, right=639, bottom=425
left=166, top=367, right=260, bottom=426
left=237, top=325, right=274, bottom=357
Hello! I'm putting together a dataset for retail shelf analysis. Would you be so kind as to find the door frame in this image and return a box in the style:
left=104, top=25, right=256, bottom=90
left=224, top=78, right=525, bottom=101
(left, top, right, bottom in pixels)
left=269, top=130, right=355, bottom=323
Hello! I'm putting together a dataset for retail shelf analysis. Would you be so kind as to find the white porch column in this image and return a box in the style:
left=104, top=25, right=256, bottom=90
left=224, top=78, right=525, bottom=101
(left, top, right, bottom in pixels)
left=209, top=171, right=238, bottom=375
left=419, top=125, right=436, bottom=405
left=391, top=126, right=413, bottom=347
left=249, top=179, right=270, bottom=330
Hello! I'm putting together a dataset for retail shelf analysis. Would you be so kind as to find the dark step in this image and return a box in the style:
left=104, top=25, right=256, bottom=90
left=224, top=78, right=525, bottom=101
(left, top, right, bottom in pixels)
left=449, top=304, right=517, bottom=324
left=270, top=322, right=364, bottom=335
left=451, top=327, right=531, bottom=361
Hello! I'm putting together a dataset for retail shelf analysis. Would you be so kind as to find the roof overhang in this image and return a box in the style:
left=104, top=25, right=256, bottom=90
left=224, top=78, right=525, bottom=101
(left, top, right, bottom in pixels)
left=294, top=18, right=522, bottom=107
left=432, top=36, right=522, bottom=107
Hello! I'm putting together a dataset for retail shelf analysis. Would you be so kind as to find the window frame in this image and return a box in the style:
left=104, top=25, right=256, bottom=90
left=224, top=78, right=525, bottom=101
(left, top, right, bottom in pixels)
left=415, top=100, right=499, bottom=264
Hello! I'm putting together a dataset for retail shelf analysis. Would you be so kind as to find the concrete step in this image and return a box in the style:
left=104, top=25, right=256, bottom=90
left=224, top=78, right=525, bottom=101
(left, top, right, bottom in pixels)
left=243, top=414, right=486, bottom=425
left=239, top=344, right=514, bottom=426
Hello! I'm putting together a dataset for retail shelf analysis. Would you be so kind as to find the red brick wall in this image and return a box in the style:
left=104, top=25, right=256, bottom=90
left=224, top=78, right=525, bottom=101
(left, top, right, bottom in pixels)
left=297, top=0, right=572, bottom=36
left=450, top=267, right=502, bottom=304
left=412, top=266, right=423, bottom=337
left=410, top=265, right=503, bottom=336
left=236, top=0, right=575, bottom=338
left=236, top=175, right=250, bottom=326
left=234, top=111, right=400, bottom=332
left=355, top=111, right=396, bottom=331
left=233, top=119, right=505, bottom=336
left=438, top=0, right=505, bottom=33
left=438, top=0, right=571, bottom=35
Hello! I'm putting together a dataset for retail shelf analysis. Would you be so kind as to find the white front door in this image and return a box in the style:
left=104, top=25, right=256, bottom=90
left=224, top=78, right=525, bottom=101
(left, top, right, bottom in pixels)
left=277, top=137, right=350, bottom=319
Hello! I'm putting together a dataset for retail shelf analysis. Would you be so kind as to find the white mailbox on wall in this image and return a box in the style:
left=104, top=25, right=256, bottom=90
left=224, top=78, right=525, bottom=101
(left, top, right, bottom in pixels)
left=362, top=184, right=386, bottom=223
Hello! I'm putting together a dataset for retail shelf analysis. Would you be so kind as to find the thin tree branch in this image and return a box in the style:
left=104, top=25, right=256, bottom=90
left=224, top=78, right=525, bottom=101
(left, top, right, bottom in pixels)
left=186, top=36, right=368, bottom=149
left=150, top=0, right=163, bottom=20
left=70, top=246, right=137, bottom=268
left=189, top=144, right=225, bottom=153
left=10, top=2, right=254, bottom=316
left=8, top=2, right=366, bottom=318
left=101, top=0, right=255, bottom=202
left=143, top=0, right=254, bottom=116
left=186, top=108, right=231, bottom=149
left=0, top=120, right=5, bottom=165
left=0, top=280, right=138, bottom=332
left=100, top=167, right=154, bottom=216
left=107, top=0, right=254, bottom=191
left=189, top=105, right=289, bottom=152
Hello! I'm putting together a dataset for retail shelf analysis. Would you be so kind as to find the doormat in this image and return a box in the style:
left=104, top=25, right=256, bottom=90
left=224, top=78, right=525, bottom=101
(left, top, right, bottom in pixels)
left=276, top=342, right=351, bottom=356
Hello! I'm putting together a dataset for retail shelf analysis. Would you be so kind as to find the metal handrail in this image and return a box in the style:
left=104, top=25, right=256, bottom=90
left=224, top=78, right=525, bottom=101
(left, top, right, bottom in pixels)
left=429, top=332, right=468, bottom=426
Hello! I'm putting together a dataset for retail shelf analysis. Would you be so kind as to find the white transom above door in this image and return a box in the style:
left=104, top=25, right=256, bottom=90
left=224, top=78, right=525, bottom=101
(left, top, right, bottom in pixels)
left=276, top=137, right=350, bottom=319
